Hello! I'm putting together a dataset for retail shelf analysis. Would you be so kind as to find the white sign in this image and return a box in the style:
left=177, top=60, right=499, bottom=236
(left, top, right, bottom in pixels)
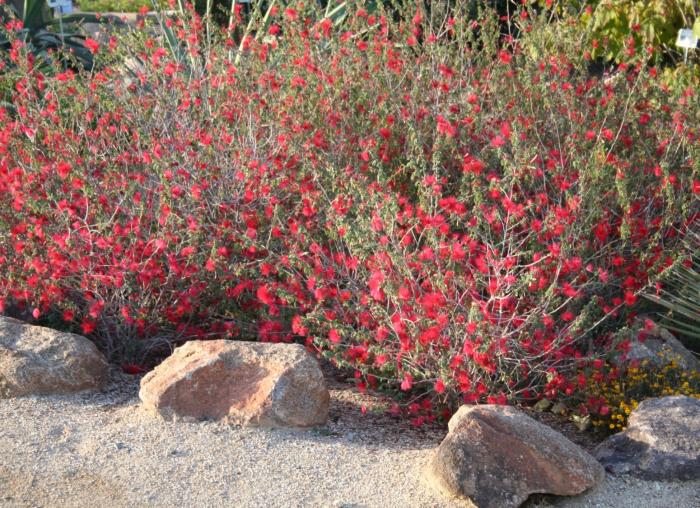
left=676, top=28, right=698, bottom=49
left=47, top=0, right=73, bottom=14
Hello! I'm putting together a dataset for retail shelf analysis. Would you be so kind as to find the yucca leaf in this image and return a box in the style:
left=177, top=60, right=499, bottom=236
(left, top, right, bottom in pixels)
left=325, top=1, right=347, bottom=25
left=644, top=229, right=700, bottom=352
left=22, top=0, right=53, bottom=30
left=662, top=320, right=700, bottom=340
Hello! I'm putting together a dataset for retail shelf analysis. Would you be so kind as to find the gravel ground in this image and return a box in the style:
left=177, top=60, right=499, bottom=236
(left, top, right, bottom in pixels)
left=1, top=370, right=698, bottom=508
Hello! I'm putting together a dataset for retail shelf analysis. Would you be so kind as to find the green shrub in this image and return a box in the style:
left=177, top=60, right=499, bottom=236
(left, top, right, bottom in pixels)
left=77, top=0, right=154, bottom=12
left=554, top=0, right=700, bottom=63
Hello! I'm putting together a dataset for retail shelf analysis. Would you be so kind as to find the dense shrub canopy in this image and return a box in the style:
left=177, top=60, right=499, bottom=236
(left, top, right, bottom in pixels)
left=0, top=0, right=698, bottom=422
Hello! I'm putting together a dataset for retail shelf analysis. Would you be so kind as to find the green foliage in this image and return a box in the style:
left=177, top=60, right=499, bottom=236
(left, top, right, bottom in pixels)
left=188, top=0, right=518, bottom=29
left=577, top=0, right=699, bottom=63
left=77, top=0, right=154, bottom=12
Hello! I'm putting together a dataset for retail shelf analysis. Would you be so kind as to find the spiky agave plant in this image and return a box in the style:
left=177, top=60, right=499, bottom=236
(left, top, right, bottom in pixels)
left=1, top=0, right=118, bottom=72
left=645, top=228, right=700, bottom=353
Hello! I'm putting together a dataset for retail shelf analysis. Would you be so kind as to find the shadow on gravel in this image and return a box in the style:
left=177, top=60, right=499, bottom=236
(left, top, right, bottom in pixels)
left=20, top=364, right=447, bottom=452
left=0, top=465, right=129, bottom=507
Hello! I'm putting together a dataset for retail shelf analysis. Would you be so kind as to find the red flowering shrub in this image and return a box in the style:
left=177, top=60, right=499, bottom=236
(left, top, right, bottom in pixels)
left=0, top=2, right=697, bottom=419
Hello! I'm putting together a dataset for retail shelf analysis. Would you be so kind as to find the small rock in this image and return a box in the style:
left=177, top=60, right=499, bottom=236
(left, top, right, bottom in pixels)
left=427, top=404, right=604, bottom=508
left=139, top=340, right=329, bottom=427
left=0, top=316, right=108, bottom=398
left=620, top=319, right=699, bottom=371
left=594, top=395, right=700, bottom=481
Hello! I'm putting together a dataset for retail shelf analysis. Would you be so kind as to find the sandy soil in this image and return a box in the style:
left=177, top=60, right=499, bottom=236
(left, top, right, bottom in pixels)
left=1, top=370, right=698, bottom=508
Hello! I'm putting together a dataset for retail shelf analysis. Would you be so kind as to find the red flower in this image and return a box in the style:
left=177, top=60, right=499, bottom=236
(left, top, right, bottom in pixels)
left=401, top=374, right=413, bottom=391
left=56, top=162, right=72, bottom=179
left=81, top=320, right=96, bottom=335
left=328, top=329, right=341, bottom=344
left=498, top=50, right=512, bottom=64
left=256, top=285, right=276, bottom=305
left=122, top=363, right=147, bottom=375
left=84, top=38, right=99, bottom=54
left=258, top=320, right=284, bottom=342
left=491, top=135, right=506, bottom=148
left=419, top=325, right=442, bottom=346
left=462, top=154, right=485, bottom=174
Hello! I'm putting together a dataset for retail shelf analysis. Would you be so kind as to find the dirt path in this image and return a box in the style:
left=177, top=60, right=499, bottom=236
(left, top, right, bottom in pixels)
left=1, top=371, right=698, bottom=507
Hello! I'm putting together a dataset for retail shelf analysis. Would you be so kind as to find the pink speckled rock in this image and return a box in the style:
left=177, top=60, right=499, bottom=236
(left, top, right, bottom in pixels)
left=139, top=340, right=329, bottom=427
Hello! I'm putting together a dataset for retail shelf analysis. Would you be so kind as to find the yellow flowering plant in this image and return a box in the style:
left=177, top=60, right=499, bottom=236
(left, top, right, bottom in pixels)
left=585, top=351, right=700, bottom=432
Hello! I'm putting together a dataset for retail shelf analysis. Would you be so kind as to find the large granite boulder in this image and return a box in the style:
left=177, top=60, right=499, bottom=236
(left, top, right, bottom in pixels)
left=139, top=340, right=329, bottom=427
left=595, top=396, right=700, bottom=481
left=428, top=405, right=604, bottom=508
left=0, top=316, right=108, bottom=397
